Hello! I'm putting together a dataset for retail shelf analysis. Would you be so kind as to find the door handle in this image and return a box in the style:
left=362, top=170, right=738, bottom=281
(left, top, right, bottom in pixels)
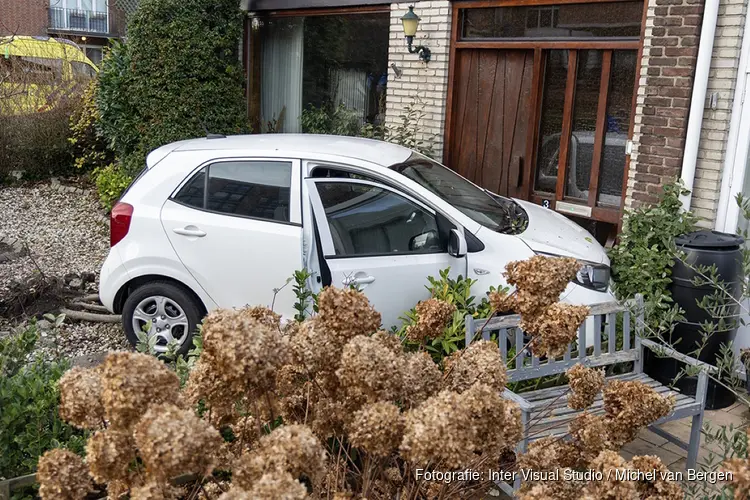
left=173, top=226, right=206, bottom=237
left=342, top=275, right=376, bottom=287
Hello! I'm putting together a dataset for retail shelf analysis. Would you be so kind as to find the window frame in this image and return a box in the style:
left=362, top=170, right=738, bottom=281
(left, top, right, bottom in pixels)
left=306, top=177, right=449, bottom=259
left=169, top=157, right=302, bottom=226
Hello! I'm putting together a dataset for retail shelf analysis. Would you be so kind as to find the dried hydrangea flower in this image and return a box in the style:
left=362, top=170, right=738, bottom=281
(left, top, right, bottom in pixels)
left=405, top=298, right=456, bottom=342
left=372, top=330, right=403, bottom=354
left=401, top=351, right=441, bottom=409
left=603, top=380, right=674, bottom=447
left=580, top=450, right=639, bottom=499
left=630, top=455, right=683, bottom=499
left=100, top=352, right=180, bottom=431
left=200, top=308, right=291, bottom=397
left=310, top=395, right=349, bottom=439
left=290, top=318, right=344, bottom=375
left=724, top=457, right=750, bottom=499
left=518, top=471, right=582, bottom=500
left=58, top=366, right=105, bottom=430
left=134, top=403, right=222, bottom=481
left=568, top=412, right=611, bottom=465
left=128, top=481, right=181, bottom=500
left=37, top=448, right=92, bottom=500
left=242, top=305, right=281, bottom=328
left=566, top=364, right=605, bottom=410
left=248, top=471, right=308, bottom=499
left=233, top=424, right=326, bottom=489
left=501, top=401, right=523, bottom=446
left=86, top=429, right=135, bottom=484
left=216, top=488, right=252, bottom=500
left=336, top=335, right=404, bottom=403
left=316, top=286, right=381, bottom=342
left=521, top=303, right=589, bottom=358
left=504, top=256, right=581, bottom=317
left=517, top=436, right=564, bottom=473
left=181, top=357, right=237, bottom=425
left=488, top=289, right=516, bottom=313
left=348, top=401, right=404, bottom=457
left=443, top=340, right=507, bottom=393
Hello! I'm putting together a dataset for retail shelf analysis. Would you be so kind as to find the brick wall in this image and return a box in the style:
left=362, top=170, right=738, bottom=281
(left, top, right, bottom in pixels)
left=691, top=0, right=746, bottom=227
left=0, top=0, right=48, bottom=36
left=385, top=1, right=451, bottom=160
left=625, top=0, right=704, bottom=210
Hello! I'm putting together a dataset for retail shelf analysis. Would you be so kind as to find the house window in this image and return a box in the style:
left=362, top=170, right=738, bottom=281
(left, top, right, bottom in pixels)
left=50, top=0, right=108, bottom=33
left=252, top=11, right=389, bottom=134
left=85, top=46, right=104, bottom=66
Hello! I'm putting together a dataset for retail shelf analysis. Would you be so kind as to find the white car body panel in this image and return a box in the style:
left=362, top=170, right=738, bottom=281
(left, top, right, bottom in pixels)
left=100, top=134, right=616, bottom=339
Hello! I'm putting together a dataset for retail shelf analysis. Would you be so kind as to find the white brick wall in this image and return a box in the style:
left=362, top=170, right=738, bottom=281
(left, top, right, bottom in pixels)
left=693, top=0, right=747, bottom=228
left=385, top=1, right=451, bottom=160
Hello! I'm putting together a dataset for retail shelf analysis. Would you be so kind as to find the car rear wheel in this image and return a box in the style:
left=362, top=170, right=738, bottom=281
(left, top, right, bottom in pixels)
left=122, top=281, right=202, bottom=356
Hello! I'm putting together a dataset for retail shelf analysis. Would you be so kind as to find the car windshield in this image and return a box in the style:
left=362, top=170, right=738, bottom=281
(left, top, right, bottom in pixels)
left=390, top=154, right=525, bottom=234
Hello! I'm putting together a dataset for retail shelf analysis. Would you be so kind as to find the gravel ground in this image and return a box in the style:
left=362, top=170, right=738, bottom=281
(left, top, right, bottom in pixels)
left=0, top=181, right=131, bottom=360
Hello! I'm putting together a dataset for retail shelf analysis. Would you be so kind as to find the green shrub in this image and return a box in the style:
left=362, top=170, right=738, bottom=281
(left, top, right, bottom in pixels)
left=300, top=103, right=363, bottom=136
left=69, top=80, right=114, bottom=173
left=94, top=164, right=132, bottom=211
left=0, top=320, right=87, bottom=479
left=97, top=0, right=249, bottom=176
left=609, top=182, right=697, bottom=308
left=361, top=97, right=436, bottom=159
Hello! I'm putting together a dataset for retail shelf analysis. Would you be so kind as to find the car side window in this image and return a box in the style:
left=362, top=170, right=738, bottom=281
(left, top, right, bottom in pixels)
left=315, top=182, right=444, bottom=257
left=173, top=161, right=292, bottom=223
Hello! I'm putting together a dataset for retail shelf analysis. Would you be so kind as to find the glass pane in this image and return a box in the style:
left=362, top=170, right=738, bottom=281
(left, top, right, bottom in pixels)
left=207, top=162, right=292, bottom=222
left=461, top=2, right=642, bottom=39
left=316, top=182, right=442, bottom=257
left=174, top=168, right=206, bottom=209
left=566, top=50, right=603, bottom=201
left=597, top=50, right=637, bottom=206
left=260, top=13, right=389, bottom=134
left=534, top=50, right=568, bottom=195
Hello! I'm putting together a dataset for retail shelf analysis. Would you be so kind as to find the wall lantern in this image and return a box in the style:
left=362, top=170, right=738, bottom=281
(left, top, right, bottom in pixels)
left=400, top=6, right=431, bottom=63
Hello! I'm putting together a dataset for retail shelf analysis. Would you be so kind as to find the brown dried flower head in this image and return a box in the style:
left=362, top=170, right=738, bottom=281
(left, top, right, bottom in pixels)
left=128, top=481, right=181, bottom=500
left=518, top=470, right=582, bottom=500
left=248, top=471, right=308, bottom=499
left=630, top=455, right=683, bottom=499
left=504, top=255, right=581, bottom=316
left=566, top=364, right=605, bottom=410
left=86, top=429, right=136, bottom=484
left=200, top=308, right=291, bottom=397
left=242, top=305, right=281, bottom=328
left=521, top=303, right=589, bottom=358
left=580, top=450, right=639, bottom=499
left=348, top=401, right=404, bottom=457
left=275, top=363, right=312, bottom=425
left=336, top=334, right=404, bottom=403
left=181, top=357, right=237, bottom=426
left=100, top=352, right=180, bottom=431
left=233, top=424, right=326, bottom=489
left=724, top=457, right=750, bottom=500
left=443, top=340, right=507, bottom=393
left=517, top=436, right=564, bottom=473
left=603, top=380, right=674, bottom=447
left=37, top=448, right=92, bottom=500
left=289, top=318, right=341, bottom=375
left=405, top=298, right=456, bottom=342
left=568, top=412, right=612, bottom=466
left=58, top=366, right=105, bottom=430
left=134, top=403, right=222, bottom=481
left=401, top=351, right=441, bottom=408
left=316, top=286, right=381, bottom=342
left=488, top=289, right=516, bottom=313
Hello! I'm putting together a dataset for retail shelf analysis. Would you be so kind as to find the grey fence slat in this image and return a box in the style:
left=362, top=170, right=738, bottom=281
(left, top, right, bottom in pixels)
left=593, top=315, right=602, bottom=356
left=480, top=301, right=627, bottom=330
left=507, top=350, right=639, bottom=382
left=623, top=311, right=631, bottom=350
left=608, top=312, right=616, bottom=354
left=532, top=352, right=540, bottom=368
left=515, top=328, right=525, bottom=370
left=578, top=323, right=586, bottom=360
left=465, top=314, right=475, bottom=346
left=500, top=327, right=508, bottom=361
left=482, top=327, right=490, bottom=341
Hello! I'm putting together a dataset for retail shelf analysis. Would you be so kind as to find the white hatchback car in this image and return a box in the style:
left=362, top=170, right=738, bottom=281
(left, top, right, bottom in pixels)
left=99, top=134, right=615, bottom=353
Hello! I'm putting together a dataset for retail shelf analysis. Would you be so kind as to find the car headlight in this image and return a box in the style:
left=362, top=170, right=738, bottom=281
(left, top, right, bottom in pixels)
left=535, top=252, right=610, bottom=292
left=574, top=262, right=610, bottom=291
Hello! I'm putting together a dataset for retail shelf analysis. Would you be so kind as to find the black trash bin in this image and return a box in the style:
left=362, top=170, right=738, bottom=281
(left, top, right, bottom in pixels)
left=644, top=230, right=743, bottom=410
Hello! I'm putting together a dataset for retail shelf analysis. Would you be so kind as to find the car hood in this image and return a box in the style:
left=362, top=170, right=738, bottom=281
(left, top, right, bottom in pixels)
left=512, top=199, right=609, bottom=265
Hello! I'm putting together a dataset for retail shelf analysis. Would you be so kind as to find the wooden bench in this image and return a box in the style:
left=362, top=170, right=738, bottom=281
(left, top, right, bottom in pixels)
left=465, top=295, right=709, bottom=494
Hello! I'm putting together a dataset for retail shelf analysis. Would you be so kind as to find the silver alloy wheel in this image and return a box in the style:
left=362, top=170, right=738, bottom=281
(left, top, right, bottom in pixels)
left=131, top=295, right=190, bottom=352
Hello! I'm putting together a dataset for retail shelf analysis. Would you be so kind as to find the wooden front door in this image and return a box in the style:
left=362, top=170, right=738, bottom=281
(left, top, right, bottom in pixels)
left=448, top=49, right=534, bottom=199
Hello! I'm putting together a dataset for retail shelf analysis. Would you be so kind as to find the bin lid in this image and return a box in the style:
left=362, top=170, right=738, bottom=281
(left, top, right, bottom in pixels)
left=675, top=230, right=744, bottom=249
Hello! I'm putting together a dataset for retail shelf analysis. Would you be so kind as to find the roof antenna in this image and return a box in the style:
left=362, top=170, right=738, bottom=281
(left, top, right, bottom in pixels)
left=198, top=116, right=225, bottom=139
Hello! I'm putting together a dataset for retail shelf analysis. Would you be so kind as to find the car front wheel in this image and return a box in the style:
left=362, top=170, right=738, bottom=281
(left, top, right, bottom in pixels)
left=122, top=281, right=202, bottom=356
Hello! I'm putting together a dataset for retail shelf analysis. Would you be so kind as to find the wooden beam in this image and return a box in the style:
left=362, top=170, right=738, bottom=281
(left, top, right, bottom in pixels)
left=248, top=0, right=389, bottom=10
left=523, top=48, right=544, bottom=199
left=443, top=3, right=462, bottom=165
left=588, top=49, right=613, bottom=207
left=455, top=40, right=640, bottom=50
left=555, top=49, right=578, bottom=202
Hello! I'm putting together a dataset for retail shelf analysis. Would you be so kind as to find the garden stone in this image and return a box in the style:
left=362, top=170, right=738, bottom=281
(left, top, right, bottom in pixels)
left=37, top=319, right=52, bottom=331
left=69, top=278, right=83, bottom=289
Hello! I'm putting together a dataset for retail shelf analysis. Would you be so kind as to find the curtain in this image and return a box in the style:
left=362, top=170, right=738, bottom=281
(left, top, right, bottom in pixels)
left=261, top=18, right=304, bottom=133
left=330, top=68, right=369, bottom=127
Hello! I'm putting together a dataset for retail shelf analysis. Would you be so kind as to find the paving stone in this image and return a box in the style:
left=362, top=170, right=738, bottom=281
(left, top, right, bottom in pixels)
left=639, top=427, right=669, bottom=446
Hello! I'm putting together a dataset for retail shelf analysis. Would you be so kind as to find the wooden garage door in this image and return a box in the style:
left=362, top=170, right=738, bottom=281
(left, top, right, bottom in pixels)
left=448, top=49, right=534, bottom=199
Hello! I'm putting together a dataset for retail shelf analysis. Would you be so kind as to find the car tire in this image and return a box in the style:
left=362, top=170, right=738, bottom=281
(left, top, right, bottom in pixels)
left=122, top=281, right=202, bottom=356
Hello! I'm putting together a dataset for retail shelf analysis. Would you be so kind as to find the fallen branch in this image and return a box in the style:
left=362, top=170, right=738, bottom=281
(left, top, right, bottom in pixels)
left=59, top=308, right=121, bottom=323
left=81, top=293, right=100, bottom=302
left=70, top=301, right=110, bottom=313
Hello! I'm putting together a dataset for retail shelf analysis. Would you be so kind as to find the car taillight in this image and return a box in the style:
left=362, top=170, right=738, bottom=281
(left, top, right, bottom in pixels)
left=110, top=202, right=133, bottom=247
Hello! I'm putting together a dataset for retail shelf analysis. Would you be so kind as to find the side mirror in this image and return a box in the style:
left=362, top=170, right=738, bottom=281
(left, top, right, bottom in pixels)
left=448, top=228, right=467, bottom=258
left=409, top=229, right=439, bottom=251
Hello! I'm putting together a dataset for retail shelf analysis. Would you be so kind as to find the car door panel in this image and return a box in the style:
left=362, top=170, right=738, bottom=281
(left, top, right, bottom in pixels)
left=306, top=177, right=467, bottom=329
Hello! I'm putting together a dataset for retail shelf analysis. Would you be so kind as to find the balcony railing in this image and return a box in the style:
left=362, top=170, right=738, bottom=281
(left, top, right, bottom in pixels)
left=49, top=7, right=108, bottom=34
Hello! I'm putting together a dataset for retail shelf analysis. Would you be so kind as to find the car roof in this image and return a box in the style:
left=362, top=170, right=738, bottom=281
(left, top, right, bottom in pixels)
left=167, top=134, right=414, bottom=167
